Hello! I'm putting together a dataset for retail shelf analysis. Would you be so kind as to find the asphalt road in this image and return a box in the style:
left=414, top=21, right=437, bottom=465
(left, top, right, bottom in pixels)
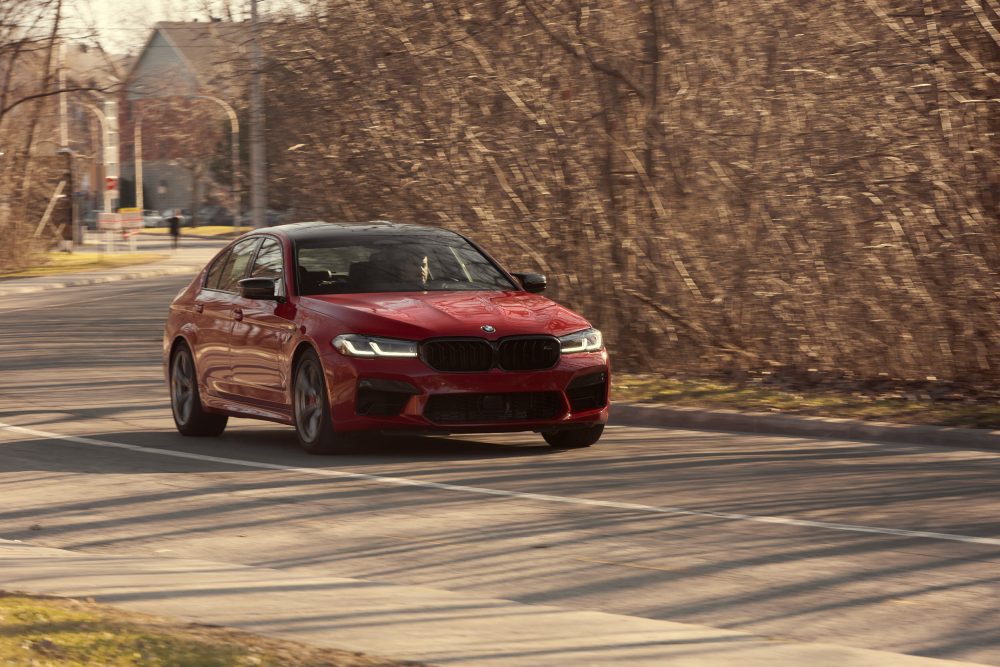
left=1, top=276, right=998, bottom=664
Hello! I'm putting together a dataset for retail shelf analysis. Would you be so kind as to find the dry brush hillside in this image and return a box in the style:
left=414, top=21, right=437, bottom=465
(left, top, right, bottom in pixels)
left=3, top=0, right=977, bottom=385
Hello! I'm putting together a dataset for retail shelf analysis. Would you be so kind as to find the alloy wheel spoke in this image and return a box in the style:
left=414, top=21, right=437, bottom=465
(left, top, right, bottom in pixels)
left=172, top=353, right=196, bottom=424
left=296, top=361, right=326, bottom=441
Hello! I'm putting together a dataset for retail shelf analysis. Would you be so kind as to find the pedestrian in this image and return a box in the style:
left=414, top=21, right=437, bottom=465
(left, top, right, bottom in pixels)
left=168, top=209, right=181, bottom=250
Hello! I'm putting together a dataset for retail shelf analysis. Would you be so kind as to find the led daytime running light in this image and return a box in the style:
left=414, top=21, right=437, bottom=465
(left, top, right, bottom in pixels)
left=333, top=334, right=418, bottom=358
left=559, top=328, right=603, bottom=354
left=370, top=341, right=418, bottom=357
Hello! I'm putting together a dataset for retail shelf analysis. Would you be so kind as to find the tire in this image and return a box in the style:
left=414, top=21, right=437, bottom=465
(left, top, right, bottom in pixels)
left=170, top=343, right=228, bottom=436
left=543, top=424, right=604, bottom=449
left=293, top=349, right=358, bottom=454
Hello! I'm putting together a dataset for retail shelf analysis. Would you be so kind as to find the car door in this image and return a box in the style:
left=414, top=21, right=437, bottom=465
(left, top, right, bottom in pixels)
left=194, top=237, right=261, bottom=398
left=228, top=236, right=297, bottom=407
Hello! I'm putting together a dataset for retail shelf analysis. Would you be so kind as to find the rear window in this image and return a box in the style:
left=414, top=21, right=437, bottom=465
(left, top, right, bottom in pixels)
left=295, top=232, right=516, bottom=295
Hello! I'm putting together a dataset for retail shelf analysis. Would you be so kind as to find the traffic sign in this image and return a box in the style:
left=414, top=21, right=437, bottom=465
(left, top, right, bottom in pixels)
left=97, top=212, right=120, bottom=231
left=119, top=209, right=143, bottom=230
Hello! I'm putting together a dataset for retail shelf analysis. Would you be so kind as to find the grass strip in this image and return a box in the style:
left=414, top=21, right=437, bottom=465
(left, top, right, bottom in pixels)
left=141, top=226, right=251, bottom=238
left=613, top=373, right=1000, bottom=430
left=0, top=592, right=423, bottom=667
left=0, top=252, right=167, bottom=279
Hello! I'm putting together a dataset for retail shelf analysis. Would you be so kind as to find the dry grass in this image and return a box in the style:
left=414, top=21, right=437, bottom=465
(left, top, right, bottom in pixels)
left=141, top=226, right=251, bottom=238
left=614, top=373, right=1000, bottom=430
left=0, top=592, right=424, bottom=667
left=260, top=0, right=999, bottom=385
left=0, top=252, right=167, bottom=278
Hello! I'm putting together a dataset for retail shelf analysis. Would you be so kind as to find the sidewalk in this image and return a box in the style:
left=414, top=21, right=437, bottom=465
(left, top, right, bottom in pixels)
left=0, top=240, right=221, bottom=297
left=0, top=539, right=985, bottom=667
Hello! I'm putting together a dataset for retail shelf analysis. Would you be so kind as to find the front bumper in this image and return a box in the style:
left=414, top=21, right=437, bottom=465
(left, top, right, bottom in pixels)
left=323, top=348, right=610, bottom=434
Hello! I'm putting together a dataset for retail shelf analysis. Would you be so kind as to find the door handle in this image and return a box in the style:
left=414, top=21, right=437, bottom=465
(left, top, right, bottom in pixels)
left=233, top=308, right=244, bottom=321
left=195, top=303, right=204, bottom=314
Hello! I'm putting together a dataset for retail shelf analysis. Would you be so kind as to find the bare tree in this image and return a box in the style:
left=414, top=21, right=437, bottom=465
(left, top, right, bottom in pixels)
left=257, top=0, right=998, bottom=384
left=0, top=0, right=118, bottom=269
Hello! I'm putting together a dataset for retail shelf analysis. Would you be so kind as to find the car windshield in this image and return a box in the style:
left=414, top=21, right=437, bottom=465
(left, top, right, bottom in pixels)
left=295, top=231, right=517, bottom=295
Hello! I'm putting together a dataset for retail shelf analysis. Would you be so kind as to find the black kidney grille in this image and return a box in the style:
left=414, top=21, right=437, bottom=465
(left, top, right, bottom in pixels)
left=425, top=392, right=565, bottom=423
left=422, top=340, right=494, bottom=372
left=421, top=337, right=560, bottom=372
left=497, top=337, right=560, bottom=371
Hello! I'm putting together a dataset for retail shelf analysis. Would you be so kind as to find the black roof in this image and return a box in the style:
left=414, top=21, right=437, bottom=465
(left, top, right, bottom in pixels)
left=248, top=221, right=461, bottom=242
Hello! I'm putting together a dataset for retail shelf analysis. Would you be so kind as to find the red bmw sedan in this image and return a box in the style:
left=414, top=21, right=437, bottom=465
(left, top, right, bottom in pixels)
left=163, top=222, right=609, bottom=454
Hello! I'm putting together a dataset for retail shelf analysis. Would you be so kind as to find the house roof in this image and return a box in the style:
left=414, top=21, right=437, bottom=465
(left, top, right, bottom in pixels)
left=126, top=20, right=249, bottom=100
left=64, top=43, right=127, bottom=89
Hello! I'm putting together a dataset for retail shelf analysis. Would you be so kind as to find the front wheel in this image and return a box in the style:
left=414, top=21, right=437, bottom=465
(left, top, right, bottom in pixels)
left=170, top=343, right=227, bottom=436
left=543, top=424, right=604, bottom=449
left=293, top=349, right=359, bottom=454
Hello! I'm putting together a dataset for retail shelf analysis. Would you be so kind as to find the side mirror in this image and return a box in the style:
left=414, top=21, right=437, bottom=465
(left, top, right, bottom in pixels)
left=512, top=272, right=547, bottom=293
left=238, top=277, right=280, bottom=300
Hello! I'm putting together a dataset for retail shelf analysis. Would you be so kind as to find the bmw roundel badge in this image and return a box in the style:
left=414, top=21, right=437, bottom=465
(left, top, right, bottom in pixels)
left=481, top=325, right=496, bottom=333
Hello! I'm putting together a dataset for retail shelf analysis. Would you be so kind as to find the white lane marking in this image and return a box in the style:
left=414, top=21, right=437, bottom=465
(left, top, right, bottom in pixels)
left=3, top=420, right=1000, bottom=548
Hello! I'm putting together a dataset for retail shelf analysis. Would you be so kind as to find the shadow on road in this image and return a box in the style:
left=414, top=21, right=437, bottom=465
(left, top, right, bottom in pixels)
left=3, top=258, right=1000, bottom=665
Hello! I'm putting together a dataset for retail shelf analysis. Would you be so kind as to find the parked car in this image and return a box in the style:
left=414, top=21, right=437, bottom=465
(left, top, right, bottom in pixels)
left=163, top=221, right=609, bottom=454
left=196, top=205, right=234, bottom=226
left=161, top=208, right=193, bottom=227
left=239, top=209, right=290, bottom=227
left=142, top=210, right=162, bottom=227
left=82, top=209, right=102, bottom=231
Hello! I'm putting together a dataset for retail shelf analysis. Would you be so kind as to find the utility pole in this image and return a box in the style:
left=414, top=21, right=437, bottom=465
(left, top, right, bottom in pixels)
left=104, top=98, right=119, bottom=213
left=58, top=41, right=68, bottom=151
left=134, top=104, right=144, bottom=213
left=249, top=0, right=267, bottom=228
left=58, top=40, right=77, bottom=249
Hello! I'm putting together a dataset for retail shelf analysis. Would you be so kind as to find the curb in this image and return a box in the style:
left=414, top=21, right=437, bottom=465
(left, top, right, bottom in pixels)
left=610, top=403, right=1000, bottom=451
left=137, top=231, right=246, bottom=240
left=0, top=265, right=204, bottom=297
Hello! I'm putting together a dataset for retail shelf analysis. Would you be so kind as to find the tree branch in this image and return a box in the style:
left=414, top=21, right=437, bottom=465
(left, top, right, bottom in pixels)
left=520, top=0, right=646, bottom=100
left=1, top=85, right=109, bottom=119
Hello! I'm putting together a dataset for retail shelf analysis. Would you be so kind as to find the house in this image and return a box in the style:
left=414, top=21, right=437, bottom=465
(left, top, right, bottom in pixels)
left=3, top=42, right=124, bottom=242
left=120, top=20, right=247, bottom=218
left=63, top=42, right=128, bottom=218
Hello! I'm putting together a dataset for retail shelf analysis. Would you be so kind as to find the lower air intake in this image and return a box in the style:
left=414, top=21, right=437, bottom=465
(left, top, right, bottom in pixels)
left=566, top=372, right=608, bottom=412
left=425, top=392, right=564, bottom=423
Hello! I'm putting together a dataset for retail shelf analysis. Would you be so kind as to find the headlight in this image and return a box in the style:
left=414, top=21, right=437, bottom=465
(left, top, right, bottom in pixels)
left=559, top=328, right=603, bottom=354
left=332, top=334, right=419, bottom=358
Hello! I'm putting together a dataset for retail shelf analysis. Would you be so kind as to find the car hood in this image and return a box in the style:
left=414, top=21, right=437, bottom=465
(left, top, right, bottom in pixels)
left=300, top=290, right=592, bottom=340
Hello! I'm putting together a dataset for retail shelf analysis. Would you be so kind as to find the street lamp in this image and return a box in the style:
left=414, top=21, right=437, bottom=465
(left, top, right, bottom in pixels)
left=133, top=101, right=170, bottom=213
left=134, top=103, right=146, bottom=213
left=81, top=98, right=119, bottom=215
left=196, top=95, right=241, bottom=230
left=134, top=96, right=240, bottom=227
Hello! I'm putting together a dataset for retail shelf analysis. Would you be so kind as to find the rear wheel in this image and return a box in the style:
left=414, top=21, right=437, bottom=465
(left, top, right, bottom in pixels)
left=293, top=349, right=358, bottom=454
left=170, top=343, right=227, bottom=436
left=543, top=424, right=604, bottom=449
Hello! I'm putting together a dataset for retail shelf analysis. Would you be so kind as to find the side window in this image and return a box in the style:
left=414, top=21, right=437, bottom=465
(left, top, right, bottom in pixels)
left=250, top=237, right=284, bottom=279
left=204, top=249, right=232, bottom=290
left=217, top=238, right=261, bottom=293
